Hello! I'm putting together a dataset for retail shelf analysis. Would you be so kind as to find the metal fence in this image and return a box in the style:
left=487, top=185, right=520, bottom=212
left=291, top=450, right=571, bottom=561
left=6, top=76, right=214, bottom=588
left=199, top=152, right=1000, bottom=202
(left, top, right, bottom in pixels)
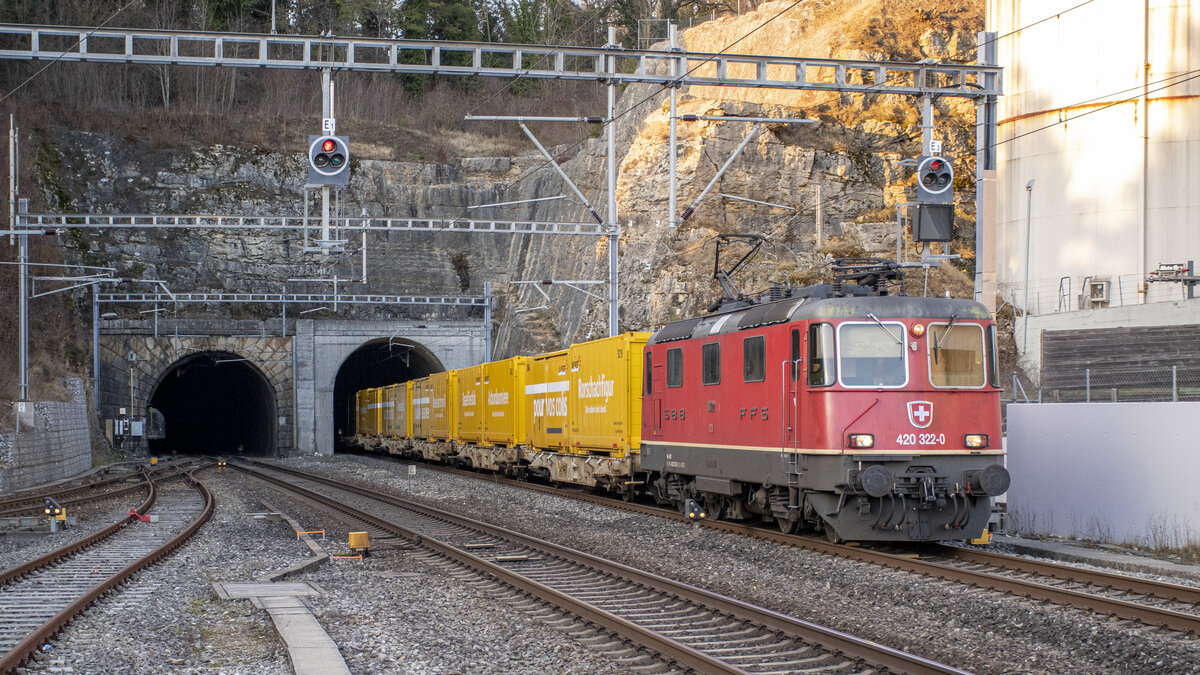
left=1002, top=366, right=1200, bottom=404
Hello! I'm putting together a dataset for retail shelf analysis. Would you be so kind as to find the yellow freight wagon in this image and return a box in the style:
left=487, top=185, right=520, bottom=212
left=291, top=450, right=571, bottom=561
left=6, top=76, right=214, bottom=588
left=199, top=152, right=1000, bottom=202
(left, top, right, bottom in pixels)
left=364, top=387, right=384, bottom=436
left=401, top=381, right=413, bottom=437
left=482, top=357, right=527, bottom=447
left=355, top=389, right=371, bottom=436
left=428, top=370, right=459, bottom=442
left=525, top=350, right=569, bottom=451
left=457, top=364, right=486, bottom=444
left=568, top=332, right=651, bottom=457
left=411, top=377, right=433, bottom=440
left=382, top=383, right=409, bottom=437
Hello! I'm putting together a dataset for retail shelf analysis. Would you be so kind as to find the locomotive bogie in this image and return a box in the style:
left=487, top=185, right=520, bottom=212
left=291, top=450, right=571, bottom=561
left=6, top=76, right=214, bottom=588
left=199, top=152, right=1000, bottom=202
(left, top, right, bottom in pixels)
left=566, top=332, right=652, bottom=457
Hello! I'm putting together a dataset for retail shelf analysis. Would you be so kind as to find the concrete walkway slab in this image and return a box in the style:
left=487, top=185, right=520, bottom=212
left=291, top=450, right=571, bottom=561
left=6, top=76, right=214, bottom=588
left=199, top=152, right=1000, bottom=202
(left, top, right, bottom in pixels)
left=212, top=581, right=350, bottom=675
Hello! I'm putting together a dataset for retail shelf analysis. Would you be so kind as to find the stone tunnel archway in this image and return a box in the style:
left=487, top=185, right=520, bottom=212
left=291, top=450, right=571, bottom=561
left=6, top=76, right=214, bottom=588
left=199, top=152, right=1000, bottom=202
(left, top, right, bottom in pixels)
left=148, top=350, right=278, bottom=456
left=332, top=338, right=445, bottom=447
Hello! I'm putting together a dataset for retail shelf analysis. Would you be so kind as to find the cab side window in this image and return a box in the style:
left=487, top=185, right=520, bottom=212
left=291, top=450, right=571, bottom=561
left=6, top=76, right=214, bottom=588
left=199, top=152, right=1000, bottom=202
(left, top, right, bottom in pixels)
left=702, top=343, right=721, bottom=385
left=808, top=323, right=836, bottom=387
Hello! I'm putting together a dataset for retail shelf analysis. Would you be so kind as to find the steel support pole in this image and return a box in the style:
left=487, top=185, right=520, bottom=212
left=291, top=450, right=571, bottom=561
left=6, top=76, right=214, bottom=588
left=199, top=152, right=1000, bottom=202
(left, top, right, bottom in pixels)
left=921, top=95, right=932, bottom=155
left=8, top=115, right=14, bottom=245
left=483, top=280, right=493, bottom=360
left=975, top=31, right=997, bottom=306
left=17, top=228, right=28, bottom=401
left=92, top=288, right=99, bottom=409
left=606, top=27, right=619, bottom=337
left=1023, top=181, right=1034, bottom=353
left=321, top=68, right=333, bottom=253
left=668, top=24, right=678, bottom=228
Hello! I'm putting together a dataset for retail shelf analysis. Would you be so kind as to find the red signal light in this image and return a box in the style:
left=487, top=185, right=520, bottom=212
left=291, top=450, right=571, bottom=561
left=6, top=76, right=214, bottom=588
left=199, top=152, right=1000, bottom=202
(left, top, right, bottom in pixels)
left=322, top=139, right=336, bottom=152
left=929, top=160, right=943, bottom=171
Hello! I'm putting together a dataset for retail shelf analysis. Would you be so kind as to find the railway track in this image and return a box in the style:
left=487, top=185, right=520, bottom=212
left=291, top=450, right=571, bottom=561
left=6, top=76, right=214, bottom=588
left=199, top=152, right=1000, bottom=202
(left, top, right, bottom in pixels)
left=0, top=459, right=204, bottom=519
left=235, top=458, right=967, bottom=675
left=0, top=471, right=214, bottom=673
left=359, top=454, right=1200, bottom=636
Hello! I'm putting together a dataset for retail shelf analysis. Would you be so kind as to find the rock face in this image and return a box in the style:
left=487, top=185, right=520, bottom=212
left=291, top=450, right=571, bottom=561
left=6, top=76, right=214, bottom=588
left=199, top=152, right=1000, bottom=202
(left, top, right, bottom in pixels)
left=38, top=0, right=981, bottom=357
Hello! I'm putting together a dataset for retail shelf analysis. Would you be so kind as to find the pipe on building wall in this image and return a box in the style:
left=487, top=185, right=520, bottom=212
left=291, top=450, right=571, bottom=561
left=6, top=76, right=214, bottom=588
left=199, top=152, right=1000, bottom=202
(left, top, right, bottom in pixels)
left=1138, top=0, right=1149, bottom=303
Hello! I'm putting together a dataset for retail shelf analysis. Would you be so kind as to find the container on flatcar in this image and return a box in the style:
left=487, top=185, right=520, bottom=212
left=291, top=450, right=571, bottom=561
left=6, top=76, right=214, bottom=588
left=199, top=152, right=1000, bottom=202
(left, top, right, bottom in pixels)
left=363, top=387, right=384, bottom=436
left=481, top=357, right=527, bottom=447
left=411, top=377, right=433, bottom=440
left=526, top=350, right=569, bottom=451
left=355, top=389, right=371, bottom=437
left=381, top=383, right=409, bottom=437
left=457, top=364, right=486, bottom=444
left=568, top=332, right=651, bottom=457
left=428, top=370, right=459, bottom=442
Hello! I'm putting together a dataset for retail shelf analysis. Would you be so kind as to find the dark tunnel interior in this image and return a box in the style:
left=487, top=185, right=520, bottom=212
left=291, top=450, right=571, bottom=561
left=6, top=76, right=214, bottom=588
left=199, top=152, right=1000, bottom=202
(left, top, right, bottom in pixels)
left=333, top=339, right=441, bottom=449
left=149, top=353, right=276, bottom=456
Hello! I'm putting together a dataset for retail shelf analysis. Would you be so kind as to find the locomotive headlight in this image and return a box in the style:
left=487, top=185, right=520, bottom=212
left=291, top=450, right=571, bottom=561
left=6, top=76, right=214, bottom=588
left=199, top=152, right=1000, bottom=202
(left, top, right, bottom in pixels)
left=849, top=433, right=875, bottom=449
left=964, top=434, right=989, bottom=449
left=910, top=323, right=926, bottom=338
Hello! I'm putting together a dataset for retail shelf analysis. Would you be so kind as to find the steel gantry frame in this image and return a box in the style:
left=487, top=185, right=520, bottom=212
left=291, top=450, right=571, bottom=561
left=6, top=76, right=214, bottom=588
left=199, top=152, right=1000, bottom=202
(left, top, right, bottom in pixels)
left=0, top=24, right=1001, bottom=97
left=1, top=21, right=1003, bottom=346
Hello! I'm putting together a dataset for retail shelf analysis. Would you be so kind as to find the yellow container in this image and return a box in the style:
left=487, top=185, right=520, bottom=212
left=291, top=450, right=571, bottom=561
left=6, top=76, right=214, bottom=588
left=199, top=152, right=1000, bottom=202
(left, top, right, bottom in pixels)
left=355, top=389, right=370, bottom=436
left=401, top=381, right=413, bottom=437
left=457, top=364, right=486, bottom=444
left=348, top=531, right=370, bottom=550
left=568, top=332, right=651, bottom=457
left=411, top=377, right=432, bottom=440
left=365, top=387, right=384, bottom=436
left=526, top=350, right=569, bottom=451
left=428, top=370, right=459, bottom=442
left=381, top=383, right=411, bottom=438
left=150, top=457, right=158, bottom=465
left=482, top=357, right=527, bottom=447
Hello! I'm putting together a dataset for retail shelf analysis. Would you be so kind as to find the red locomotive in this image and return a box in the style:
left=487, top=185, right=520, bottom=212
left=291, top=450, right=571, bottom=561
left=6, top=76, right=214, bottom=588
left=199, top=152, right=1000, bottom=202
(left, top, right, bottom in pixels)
left=641, top=244, right=1009, bottom=542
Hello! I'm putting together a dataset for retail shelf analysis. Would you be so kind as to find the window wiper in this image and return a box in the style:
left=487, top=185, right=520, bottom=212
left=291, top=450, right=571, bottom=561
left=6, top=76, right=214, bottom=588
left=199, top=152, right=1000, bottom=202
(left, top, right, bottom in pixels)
left=866, top=313, right=902, bottom=346
left=932, top=313, right=958, bottom=364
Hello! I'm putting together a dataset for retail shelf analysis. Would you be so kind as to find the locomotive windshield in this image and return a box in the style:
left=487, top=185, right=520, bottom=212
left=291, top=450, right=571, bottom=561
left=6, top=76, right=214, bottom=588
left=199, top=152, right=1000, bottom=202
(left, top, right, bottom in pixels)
left=837, top=322, right=907, bottom=387
left=928, top=323, right=986, bottom=387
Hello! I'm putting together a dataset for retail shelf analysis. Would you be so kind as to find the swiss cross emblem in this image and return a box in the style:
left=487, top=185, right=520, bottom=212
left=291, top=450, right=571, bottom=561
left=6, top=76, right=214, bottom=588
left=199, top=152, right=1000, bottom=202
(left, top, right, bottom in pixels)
left=907, top=401, right=933, bottom=429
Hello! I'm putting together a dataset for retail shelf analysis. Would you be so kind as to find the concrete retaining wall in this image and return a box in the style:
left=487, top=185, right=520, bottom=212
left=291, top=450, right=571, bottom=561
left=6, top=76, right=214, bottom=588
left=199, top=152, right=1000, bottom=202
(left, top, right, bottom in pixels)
left=0, top=378, right=94, bottom=495
left=1006, top=402, right=1200, bottom=548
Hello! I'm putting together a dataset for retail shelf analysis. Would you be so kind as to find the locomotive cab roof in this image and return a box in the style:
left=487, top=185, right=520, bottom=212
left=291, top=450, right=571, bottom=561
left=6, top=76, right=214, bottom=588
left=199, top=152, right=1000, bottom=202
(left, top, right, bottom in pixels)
left=649, top=292, right=990, bottom=345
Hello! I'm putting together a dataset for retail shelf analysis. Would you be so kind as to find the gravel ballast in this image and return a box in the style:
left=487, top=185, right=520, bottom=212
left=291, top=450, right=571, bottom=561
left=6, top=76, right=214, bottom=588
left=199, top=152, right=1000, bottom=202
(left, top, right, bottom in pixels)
left=280, top=453, right=1200, bottom=675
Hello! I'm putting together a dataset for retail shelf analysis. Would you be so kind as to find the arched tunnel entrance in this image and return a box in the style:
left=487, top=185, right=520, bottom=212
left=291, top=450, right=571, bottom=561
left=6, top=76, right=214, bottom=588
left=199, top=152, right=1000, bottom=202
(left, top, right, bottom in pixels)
left=333, top=338, right=443, bottom=449
left=148, top=351, right=277, bottom=456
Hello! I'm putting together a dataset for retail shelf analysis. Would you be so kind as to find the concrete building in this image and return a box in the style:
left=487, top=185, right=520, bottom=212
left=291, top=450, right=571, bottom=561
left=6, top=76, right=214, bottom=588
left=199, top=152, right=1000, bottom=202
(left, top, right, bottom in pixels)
left=988, top=0, right=1200, bottom=368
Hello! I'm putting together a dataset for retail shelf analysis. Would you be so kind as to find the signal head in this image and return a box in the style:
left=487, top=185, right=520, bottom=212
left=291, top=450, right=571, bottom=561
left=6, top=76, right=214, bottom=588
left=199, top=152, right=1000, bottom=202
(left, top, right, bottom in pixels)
left=308, top=135, right=351, bottom=186
left=916, top=155, right=954, bottom=204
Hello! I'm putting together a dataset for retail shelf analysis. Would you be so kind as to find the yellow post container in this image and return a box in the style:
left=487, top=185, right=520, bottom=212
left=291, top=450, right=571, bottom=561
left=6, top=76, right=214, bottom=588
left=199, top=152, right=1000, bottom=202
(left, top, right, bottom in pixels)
left=381, top=384, right=398, bottom=436
left=382, top=383, right=409, bottom=437
left=403, top=381, right=413, bottom=437
left=482, top=357, right=527, bottom=447
left=411, top=377, right=432, bottom=440
left=348, top=531, right=370, bottom=550
left=457, top=364, right=486, bottom=444
left=367, top=387, right=384, bottom=436
left=526, top=350, right=569, bottom=451
left=428, top=370, right=459, bottom=442
left=356, top=389, right=370, bottom=436
left=567, top=332, right=651, bottom=457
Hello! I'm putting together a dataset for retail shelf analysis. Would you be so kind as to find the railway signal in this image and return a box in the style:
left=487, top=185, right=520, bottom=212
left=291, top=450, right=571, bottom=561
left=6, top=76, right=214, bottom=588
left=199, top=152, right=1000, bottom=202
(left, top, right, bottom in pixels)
left=916, top=155, right=953, bottom=204
left=308, top=135, right=350, bottom=187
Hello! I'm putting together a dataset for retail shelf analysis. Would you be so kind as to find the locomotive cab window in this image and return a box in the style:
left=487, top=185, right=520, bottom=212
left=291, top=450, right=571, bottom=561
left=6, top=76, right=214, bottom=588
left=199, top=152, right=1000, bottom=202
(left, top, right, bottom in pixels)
left=666, top=348, right=683, bottom=388
left=645, top=351, right=652, bottom=395
left=928, top=322, right=986, bottom=388
left=808, top=323, right=836, bottom=387
left=987, top=325, right=1000, bottom=388
left=743, top=335, right=765, bottom=383
left=702, top=342, right=721, bottom=385
left=837, top=322, right=907, bottom=387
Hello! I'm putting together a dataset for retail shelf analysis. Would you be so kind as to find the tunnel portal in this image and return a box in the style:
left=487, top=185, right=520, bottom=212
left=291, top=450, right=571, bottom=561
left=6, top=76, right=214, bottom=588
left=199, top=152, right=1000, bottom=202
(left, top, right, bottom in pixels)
left=333, top=338, right=443, bottom=447
left=148, top=351, right=277, bottom=456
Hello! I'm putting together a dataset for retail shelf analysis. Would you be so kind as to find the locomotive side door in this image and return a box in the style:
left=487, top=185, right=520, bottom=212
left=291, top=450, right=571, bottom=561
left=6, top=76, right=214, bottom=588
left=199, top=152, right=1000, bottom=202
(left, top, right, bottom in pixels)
left=784, top=327, right=802, bottom=450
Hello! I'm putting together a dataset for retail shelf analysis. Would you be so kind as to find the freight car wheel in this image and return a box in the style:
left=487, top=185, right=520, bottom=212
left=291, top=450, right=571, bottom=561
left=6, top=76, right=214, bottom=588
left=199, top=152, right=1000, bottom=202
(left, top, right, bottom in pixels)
left=777, top=516, right=799, bottom=535
left=823, top=523, right=843, bottom=544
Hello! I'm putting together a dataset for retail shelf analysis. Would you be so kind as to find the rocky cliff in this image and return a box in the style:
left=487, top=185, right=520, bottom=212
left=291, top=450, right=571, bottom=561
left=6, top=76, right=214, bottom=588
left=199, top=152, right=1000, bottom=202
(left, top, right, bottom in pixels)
left=35, top=0, right=983, bottom=358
